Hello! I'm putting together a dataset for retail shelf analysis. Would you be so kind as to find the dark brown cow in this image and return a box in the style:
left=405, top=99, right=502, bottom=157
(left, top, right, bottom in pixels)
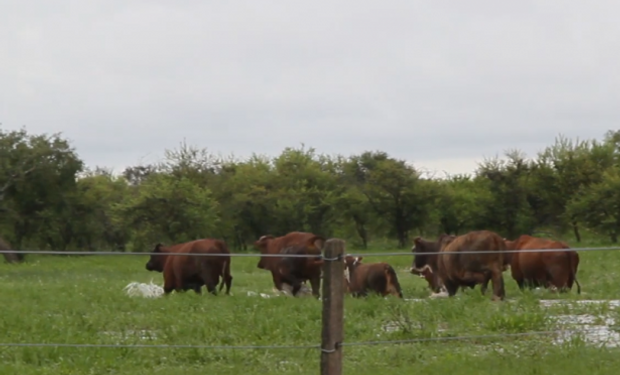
left=409, top=235, right=454, bottom=293
left=255, top=232, right=325, bottom=297
left=254, top=232, right=321, bottom=296
left=505, top=235, right=581, bottom=293
left=411, top=230, right=506, bottom=301
left=343, top=255, right=403, bottom=298
left=145, top=238, right=233, bottom=295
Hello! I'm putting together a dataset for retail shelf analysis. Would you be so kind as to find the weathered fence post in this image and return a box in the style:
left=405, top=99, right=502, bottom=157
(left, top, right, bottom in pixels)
left=320, top=238, right=345, bottom=375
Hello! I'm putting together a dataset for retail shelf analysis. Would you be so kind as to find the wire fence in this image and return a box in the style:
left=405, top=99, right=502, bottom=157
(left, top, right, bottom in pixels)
left=2, top=245, right=619, bottom=258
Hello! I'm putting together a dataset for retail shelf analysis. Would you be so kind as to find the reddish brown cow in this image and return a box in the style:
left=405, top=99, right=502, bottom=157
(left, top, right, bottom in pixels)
left=343, top=255, right=403, bottom=298
left=145, top=238, right=233, bottom=295
left=505, top=235, right=581, bottom=293
left=411, top=230, right=506, bottom=301
left=254, top=231, right=325, bottom=297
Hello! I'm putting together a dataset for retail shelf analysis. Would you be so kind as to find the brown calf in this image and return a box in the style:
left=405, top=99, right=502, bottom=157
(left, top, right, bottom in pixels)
left=344, top=256, right=403, bottom=298
left=145, top=238, right=233, bottom=295
left=505, top=235, right=581, bottom=293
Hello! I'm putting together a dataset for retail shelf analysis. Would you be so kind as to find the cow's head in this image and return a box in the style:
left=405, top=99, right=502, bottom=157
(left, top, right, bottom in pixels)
left=343, top=255, right=363, bottom=281
left=410, top=234, right=455, bottom=274
left=254, top=235, right=275, bottom=269
left=145, top=243, right=167, bottom=272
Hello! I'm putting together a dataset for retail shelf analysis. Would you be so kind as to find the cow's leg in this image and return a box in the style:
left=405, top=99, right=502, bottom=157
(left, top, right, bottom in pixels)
left=480, top=273, right=492, bottom=295
left=199, top=263, right=218, bottom=296
left=286, top=275, right=303, bottom=297
left=271, top=271, right=284, bottom=292
left=443, top=280, right=459, bottom=297
left=309, top=276, right=321, bottom=299
left=192, top=284, right=202, bottom=294
left=515, top=278, right=525, bottom=291
left=223, top=273, right=233, bottom=295
left=489, top=267, right=505, bottom=301
left=174, top=274, right=186, bottom=293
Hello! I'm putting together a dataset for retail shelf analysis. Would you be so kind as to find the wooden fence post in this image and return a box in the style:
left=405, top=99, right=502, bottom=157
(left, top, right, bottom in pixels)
left=320, top=238, right=345, bottom=375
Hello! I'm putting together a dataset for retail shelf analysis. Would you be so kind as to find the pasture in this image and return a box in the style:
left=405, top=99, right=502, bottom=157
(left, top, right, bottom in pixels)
left=1, top=239, right=620, bottom=375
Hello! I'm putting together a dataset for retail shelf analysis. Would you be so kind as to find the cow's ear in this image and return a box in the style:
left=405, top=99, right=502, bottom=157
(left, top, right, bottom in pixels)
left=413, top=236, right=421, bottom=244
left=154, top=243, right=164, bottom=252
left=307, top=235, right=326, bottom=250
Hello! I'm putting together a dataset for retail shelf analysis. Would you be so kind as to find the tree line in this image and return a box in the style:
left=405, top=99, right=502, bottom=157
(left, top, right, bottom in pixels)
left=2, top=125, right=620, bottom=260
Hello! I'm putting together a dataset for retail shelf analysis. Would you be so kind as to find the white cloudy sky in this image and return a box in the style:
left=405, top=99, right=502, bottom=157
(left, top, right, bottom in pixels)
left=1, top=1, right=619, bottom=177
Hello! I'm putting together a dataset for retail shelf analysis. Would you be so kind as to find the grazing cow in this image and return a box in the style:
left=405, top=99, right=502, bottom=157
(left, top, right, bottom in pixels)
left=145, top=238, right=233, bottom=295
left=343, top=256, right=403, bottom=298
left=1, top=236, right=24, bottom=264
left=255, top=232, right=325, bottom=297
left=409, top=235, right=454, bottom=293
left=504, top=235, right=581, bottom=294
left=254, top=232, right=324, bottom=291
left=410, top=230, right=506, bottom=301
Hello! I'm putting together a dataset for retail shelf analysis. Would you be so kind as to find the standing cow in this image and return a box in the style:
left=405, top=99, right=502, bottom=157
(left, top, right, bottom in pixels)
left=254, top=232, right=325, bottom=297
left=411, top=230, right=506, bottom=301
left=504, top=235, right=581, bottom=293
left=343, top=255, right=403, bottom=298
left=145, top=238, right=233, bottom=295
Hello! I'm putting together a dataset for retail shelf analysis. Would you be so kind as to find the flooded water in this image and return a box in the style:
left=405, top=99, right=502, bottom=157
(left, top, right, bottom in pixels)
left=541, top=299, right=620, bottom=348
left=391, top=298, right=620, bottom=348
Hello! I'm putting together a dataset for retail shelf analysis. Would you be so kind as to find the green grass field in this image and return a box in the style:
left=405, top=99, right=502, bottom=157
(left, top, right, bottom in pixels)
left=1, top=239, right=620, bottom=375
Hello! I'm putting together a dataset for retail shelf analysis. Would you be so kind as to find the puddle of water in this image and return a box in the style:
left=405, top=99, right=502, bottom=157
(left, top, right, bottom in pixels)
left=382, top=299, right=620, bottom=349
left=540, top=299, right=620, bottom=308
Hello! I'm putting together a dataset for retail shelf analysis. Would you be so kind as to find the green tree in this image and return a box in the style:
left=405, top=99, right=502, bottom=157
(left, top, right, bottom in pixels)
left=117, top=173, right=220, bottom=251
left=567, top=167, right=620, bottom=243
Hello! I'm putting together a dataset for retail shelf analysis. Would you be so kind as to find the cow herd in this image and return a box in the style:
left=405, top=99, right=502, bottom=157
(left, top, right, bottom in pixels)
left=144, top=229, right=581, bottom=301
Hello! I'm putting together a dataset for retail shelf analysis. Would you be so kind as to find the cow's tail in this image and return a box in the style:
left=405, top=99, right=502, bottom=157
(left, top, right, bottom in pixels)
left=384, top=264, right=403, bottom=298
left=566, top=249, right=581, bottom=294
left=215, top=240, right=232, bottom=293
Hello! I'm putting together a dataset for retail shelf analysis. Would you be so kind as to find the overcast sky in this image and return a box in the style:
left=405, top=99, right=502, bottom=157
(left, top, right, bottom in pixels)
left=1, top=1, right=619, bottom=177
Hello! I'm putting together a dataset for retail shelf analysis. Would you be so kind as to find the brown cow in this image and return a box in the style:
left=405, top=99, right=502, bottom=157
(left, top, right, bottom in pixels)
left=343, top=255, right=403, bottom=298
left=410, top=230, right=506, bottom=301
left=505, top=235, right=581, bottom=294
left=254, top=232, right=322, bottom=291
left=145, top=238, right=233, bottom=295
left=255, top=232, right=325, bottom=297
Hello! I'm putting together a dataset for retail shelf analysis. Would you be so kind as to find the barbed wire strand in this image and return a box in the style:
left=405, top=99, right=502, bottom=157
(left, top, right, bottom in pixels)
left=0, top=342, right=320, bottom=350
left=0, top=327, right=608, bottom=350
left=2, top=246, right=620, bottom=258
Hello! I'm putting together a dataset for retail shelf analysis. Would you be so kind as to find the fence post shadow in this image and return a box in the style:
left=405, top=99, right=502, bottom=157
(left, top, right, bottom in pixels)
left=320, top=238, right=345, bottom=375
